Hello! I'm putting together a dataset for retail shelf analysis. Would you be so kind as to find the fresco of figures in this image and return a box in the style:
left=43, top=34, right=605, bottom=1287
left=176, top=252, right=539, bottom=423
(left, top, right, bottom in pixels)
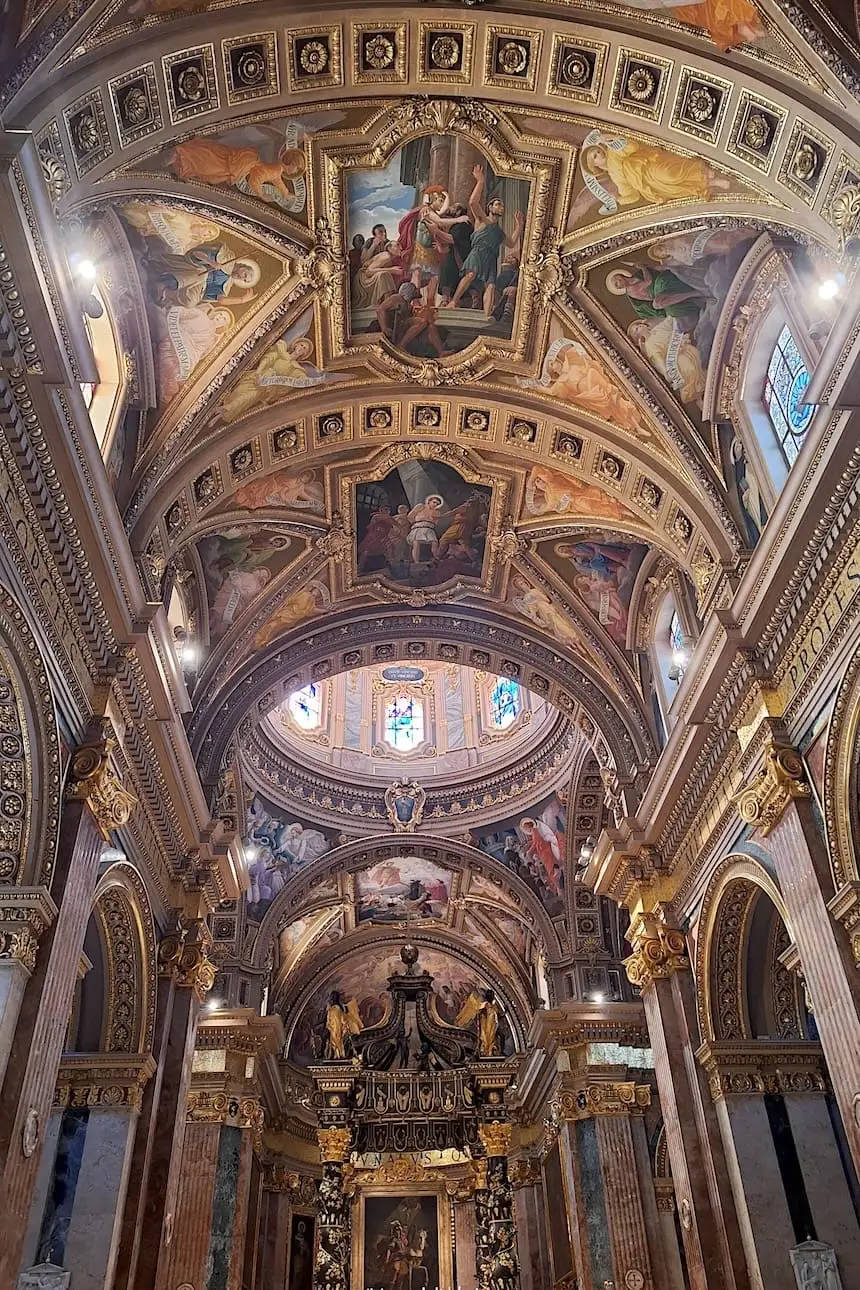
left=277, top=910, right=342, bottom=979
left=470, top=791, right=568, bottom=918
left=519, top=334, right=654, bottom=441
left=213, top=309, right=342, bottom=424
left=346, top=138, right=530, bottom=357
left=541, top=534, right=648, bottom=648
left=251, top=571, right=331, bottom=649
left=231, top=465, right=325, bottom=515
left=198, top=528, right=305, bottom=643
left=149, top=112, right=349, bottom=214
left=588, top=228, right=760, bottom=410
left=356, top=857, right=450, bottom=923
left=520, top=465, right=637, bottom=524
left=244, top=793, right=337, bottom=920
left=288, top=946, right=491, bottom=1064
left=354, top=460, right=491, bottom=591
left=119, top=201, right=282, bottom=408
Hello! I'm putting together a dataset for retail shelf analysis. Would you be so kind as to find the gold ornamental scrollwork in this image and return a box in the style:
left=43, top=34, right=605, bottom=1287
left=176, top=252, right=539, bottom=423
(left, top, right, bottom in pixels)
left=318, top=1125, right=352, bottom=1162
left=552, top=1082, right=651, bottom=1121
left=624, top=915, right=689, bottom=991
left=478, top=1121, right=512, bottom=1158
left=0, top=890, right=57, bottom=975
left=65, top=738, right=137, bottom=840
left=731, top=740, right=810, bottom=837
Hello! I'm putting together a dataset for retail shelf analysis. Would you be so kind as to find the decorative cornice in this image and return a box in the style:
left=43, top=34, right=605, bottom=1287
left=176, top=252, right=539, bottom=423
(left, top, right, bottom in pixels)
left=0, top=887, right=57, bottom=973
left=624, top=911, right=689, bottom=991
left=54, top=1053, right=156, bottom=1112
left=187, top=1089, right=264, bottom=1145
left=65, top=737, right=138, bottom=840
left=552, top=1080, right=651, bottom=1121
left=696, top=1040, right=827, bottom=1100
left=826, top=882, right=860, bottom=967
left=731, top=738, right=810, bottom=836
left=261, top=1162, right=319, bottom=1199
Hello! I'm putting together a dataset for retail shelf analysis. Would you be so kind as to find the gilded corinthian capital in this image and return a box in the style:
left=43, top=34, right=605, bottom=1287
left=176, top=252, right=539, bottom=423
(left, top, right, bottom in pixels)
left=318, top=1126, right=352, bottom=1162
left=624, top=911, right=688, bottom=990
left=65, top=737, right=137, bottom=840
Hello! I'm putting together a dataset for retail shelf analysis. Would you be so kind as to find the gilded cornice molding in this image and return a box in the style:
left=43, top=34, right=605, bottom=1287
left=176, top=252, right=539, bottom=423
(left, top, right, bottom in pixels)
left=827, top=882, right=860, bottom=966
left=261, top=1162, right=319, bottom=1199
left=552, top=1078, right=651, bottom=1121
left=695, top=1040, right=827, bottom=1100
left=624, top=911, right=689, bottom=990
left=0, top=887, right=57, bottom=974
left=54, top=1052, right=156, bottom=1112
left=195, top=1008, right=284, bottom=1057
left=187, top=1089, right=265, bottom=1146
left=730, top=738, right=810, bottom=836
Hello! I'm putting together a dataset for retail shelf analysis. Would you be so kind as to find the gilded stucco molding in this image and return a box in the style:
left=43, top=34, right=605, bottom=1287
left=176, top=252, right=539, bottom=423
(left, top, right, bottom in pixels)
left=624, top=910, right=689, bottom=990
left=552, top=1080, right=651, bottom=1121
left=0, top=887, right=57, bottom=974
left=65, top=737, right=138, bottom=840
left=318, top=1125, right=352, bottom=1162
left=695, top=1040, right=827, bottom=1100
left=730, top=738, right=810, bottom=836
left=54, top=1053, right=156, bottom=1112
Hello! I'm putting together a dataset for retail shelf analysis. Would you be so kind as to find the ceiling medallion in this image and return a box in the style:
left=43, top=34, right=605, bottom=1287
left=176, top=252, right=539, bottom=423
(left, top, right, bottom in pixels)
left=561, top=51, right=590, bottom=86
left=791, top=142, right=818, bottom=182
left=742, top=111, right=771, bottom=152
left=177, top=66, right=206, bottom=102
left=300, top=40, right=330, bottom=74
left=626, top=67, right=656, bottom=101
left=686, top=85, right=716, bottom=123
left=465, top=410, right=490, bottom=431
left=121, top=86, right=151, bottom=126
left=496, top=40, right=528, bottom=75
left=364, top=34, right=396, bottom=70
left=430, top=35, right=461, bottom=68
left=70, top=109, right=100, bottom=155
left=236, top=50, right=267, bottom=86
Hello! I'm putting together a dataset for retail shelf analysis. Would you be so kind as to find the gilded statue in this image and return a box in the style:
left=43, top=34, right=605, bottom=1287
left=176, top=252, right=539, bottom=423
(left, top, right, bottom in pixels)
left=456, top=987, right=502, bottom=1057
left=324, top=990, right=363, bottom=1060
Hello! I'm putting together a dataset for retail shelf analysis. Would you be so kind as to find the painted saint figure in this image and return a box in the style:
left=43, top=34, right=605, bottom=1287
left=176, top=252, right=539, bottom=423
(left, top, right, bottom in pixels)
left=450, top=166, right=524, bottom=317
left=323, top=990, right=362, bottom=1059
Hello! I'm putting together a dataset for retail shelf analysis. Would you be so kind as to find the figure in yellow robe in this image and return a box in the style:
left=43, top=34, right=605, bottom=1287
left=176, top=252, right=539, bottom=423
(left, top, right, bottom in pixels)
left=580, top=134, right=730, bottom=213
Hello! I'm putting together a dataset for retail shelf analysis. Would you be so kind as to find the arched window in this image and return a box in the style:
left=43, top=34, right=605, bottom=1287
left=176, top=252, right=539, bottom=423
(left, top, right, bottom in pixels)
left=290, top=683, right=322, bottom=730
left=490, top=675, right=520, bottom=729
left=668, top=612, right=687, bottom=685
left=384, top=692, right=424, bottom=751
left=763, top=324, right=814, bottom=467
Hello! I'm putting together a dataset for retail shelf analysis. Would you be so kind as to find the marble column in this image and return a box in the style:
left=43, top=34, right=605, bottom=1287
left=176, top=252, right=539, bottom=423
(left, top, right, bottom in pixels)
left=0, top=890, right=56, bottom=1092
left=0, top=736, right=136, bottom=1288
left=256, top=1172, right=293, bottom=1290
left=314, top=1127, right=353, bottom=1290
left=454, top=1197, right=478, bottom=1290
left=626, top=914, right=750, bottom=1290
left=475, top=1121, right=520, bottom=1290
left=740, top=751, right=860, bottom=1177
left=696, top=1040, right=860, bottom=1289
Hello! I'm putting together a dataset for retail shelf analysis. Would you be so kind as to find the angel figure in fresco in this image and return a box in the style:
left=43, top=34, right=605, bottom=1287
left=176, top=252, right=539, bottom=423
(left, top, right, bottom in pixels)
left=216, top=312, right=340, bottom=424
left=234, top=467, right=324, bottom=513
left=253, top=578, right=330, bottom=648
left=168, top=120, right=307, bottom=212
left=151, top=303, right=233, bottom=404
left=121, top=201, right=220, bottom=254
left=660, top=0, right=764, bottom=50
left=324, top=990, right=363, bottom=1059
left=627, top=316, right=707, bottom=404
left=456, top=988, right=502, bottom=1057
left=519, top=338, right=647, bottom=437
left=507, top=574, right=584, bottom=651
left=523, top=466, right=634, bottom=523
left=577, top=130, right=730, bottom=218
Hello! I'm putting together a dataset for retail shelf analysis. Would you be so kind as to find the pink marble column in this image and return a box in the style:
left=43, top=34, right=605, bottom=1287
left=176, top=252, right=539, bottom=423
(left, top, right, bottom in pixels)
left=454, top=1197, right=478, bottom=1290
left=596, top=1112, right=654, bottom=1288
left=256, top=1187, right=290, bottom=1290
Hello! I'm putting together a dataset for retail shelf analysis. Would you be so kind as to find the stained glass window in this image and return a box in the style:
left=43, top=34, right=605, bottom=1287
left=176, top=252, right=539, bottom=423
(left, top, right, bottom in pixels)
left=669, top=611, right=687, bottom=685
left=764, top=325, right=814, bottom=465
left=490, top=676, right=521, bottom=729
left=289, top=683, right=322, bottom=729
left=384, top=693, right=424, bottom=751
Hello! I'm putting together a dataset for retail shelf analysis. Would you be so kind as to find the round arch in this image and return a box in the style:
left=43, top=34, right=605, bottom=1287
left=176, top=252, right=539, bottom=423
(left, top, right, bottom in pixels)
left=822, top=644, right=860, bottom=888
left=694, top=854, right=805, bottom=1044
left=89, top=861, right=158, bottom=1054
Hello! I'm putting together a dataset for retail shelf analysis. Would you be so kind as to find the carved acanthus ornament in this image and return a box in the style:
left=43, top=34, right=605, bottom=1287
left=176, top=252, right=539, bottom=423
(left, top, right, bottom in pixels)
left=0, top=888, right=56, bottom=973
left=187, top=1090, right=264, bottom=1140
left=65, top=737, right=137, bottom=840
left=478, top=1120, right=513, bottom=1158
left=314, top=513, right=352, bottom=563
left=624, top=912, right=689, bottom=990
left=525, top=228, right=573, bottom=311
left=490, top=522, right=529, bottom=563
left=731, top=740, right=810, bottom=836
left=696, top=1041, right=827, bottom=1101
left=552, top=1081, right=651, bottom=1122
left=157, top=920, right=215, bottom=1000
left=261, top=1164, right=319, bottom=1203
left=318, top=1125, right=352, bottom=1163
left=54, top=1053, right=156, bottom=1113
left=827, top=882, right=860, bottom=967
left=294, top=217, right=345, bottom=306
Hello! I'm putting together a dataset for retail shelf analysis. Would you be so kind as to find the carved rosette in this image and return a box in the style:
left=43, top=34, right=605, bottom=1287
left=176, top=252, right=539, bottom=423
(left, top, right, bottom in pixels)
left=731, top=741, right=810, bottom=836
left=65, top=738, right=137, bottom=840
left=624, top=917, right=689, bottom=990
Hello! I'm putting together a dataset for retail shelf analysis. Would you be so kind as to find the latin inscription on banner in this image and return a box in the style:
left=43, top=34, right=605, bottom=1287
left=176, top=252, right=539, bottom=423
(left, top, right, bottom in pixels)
left=781, top=551, right=860, bottom=702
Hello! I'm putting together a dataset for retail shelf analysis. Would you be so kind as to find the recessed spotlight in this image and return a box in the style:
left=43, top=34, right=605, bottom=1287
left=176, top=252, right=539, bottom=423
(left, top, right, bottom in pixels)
left=180, top=644, right=197, bottom=668
left=591, top=992, right=605, bottom=1003
left=818, top=278, right=839, bottom=301
left=244, top=844, right=258, bottom=865
left=75, top=258, right=97, bottom=282
left=205, top=997, right=222, bottom=1011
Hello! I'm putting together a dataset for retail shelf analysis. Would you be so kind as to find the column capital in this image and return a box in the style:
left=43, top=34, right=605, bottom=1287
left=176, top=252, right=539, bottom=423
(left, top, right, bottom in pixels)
left=827, top=881, right=860, bottom=967
left=157, top=919, right=215, bottom=999
left=653, top=1177, right=676, bottom=1213
left=552, top=1080, right=651, bottom=1121
left=478, top=1120, right=513, bottom=1158
left=318, top=1125, right=352, bottom=1162
left=64, top=736, right=137, bottom=840
left=731, top=737, right=810, bottom=836
left=623, top=910, right=689, bottom=989
left=54, top=1052, right=156, bottom=1112
left=0, top=886, right=57, bottom=973
left=695, top=1040, right=827, bottom=1101
left=187, top=1089, right=264, bottom=1143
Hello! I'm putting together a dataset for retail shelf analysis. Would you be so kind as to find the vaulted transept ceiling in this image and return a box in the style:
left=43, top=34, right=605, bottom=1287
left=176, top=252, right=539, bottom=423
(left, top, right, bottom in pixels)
left=6, top=0, right=858, bottom=1006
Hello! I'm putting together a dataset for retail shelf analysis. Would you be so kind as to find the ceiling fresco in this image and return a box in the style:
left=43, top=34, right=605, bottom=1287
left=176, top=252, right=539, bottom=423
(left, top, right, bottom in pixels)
left=10, top=0, right=859, bottom=1016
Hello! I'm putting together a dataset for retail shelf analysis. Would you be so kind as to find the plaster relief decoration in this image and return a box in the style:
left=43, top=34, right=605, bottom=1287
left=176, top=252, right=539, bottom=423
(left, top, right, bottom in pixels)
left=789, top=1241, right=844, bottom=1289
left=345, top=137, right=529, bottom=357
left=212, top=308, right=343, bottom=425
left=346, top=447, right=503, bottom=598
left=355, top=856, right=450, bottom=923
left=152, top=113, right=347, bottom=216
left=467, top=789, right=568, bottom=917
left=118, top=201, right=284, bottom=411
left=384, top=778, right=427, bottom=832
left=197, top=529, right=306, bottom=642
left=540, top=534, right=648, bottom=648
left=586, top=227, right=761, bottom=414
left=244, top=792, right=336, bottom=920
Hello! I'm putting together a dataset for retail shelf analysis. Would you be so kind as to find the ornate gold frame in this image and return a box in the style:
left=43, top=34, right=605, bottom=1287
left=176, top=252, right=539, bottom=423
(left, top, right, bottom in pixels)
left=351, top=1182, right=455, bottom=1290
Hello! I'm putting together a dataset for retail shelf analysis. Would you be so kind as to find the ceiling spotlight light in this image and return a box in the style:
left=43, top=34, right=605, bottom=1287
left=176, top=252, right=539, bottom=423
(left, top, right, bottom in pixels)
left=818, top=278, right=839, bottom=301
left=75, top=258, right=97, bottom=282
left=180, top=643, right=197, bottom=669
left=591, top=992, right=605, bottom=1003
left=205, top=997, right=222, bottom=1011
left=244, top=844, right=258, bottom=865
